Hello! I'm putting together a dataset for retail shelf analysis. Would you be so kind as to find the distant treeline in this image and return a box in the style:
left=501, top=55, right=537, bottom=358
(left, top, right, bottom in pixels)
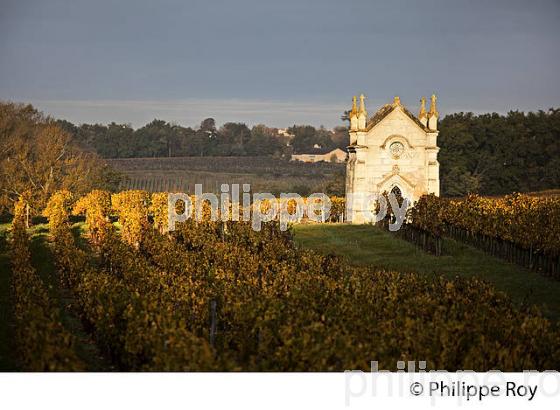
left=56, top=109, right=560, bottom=196
left=438, top=109, right=560, bottom=196
left=56, top=117, right=349, bottom=158
left=3, top=99, right=557, bottom=215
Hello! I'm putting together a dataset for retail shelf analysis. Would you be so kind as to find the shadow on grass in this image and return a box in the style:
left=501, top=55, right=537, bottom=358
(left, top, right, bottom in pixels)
left=294, top=223, right=560, bottom=321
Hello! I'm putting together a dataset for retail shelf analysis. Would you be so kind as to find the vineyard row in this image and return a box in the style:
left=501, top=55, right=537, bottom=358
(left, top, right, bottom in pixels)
left=15, top=189, right=558, bottom=371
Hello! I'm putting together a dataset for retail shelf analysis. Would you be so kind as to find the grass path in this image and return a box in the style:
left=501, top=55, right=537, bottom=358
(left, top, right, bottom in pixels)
left=294, top=224, right=560, bottom=321
left=0, top=221, right=114, bottom=371
left=27, top=224, right=115, bottom=371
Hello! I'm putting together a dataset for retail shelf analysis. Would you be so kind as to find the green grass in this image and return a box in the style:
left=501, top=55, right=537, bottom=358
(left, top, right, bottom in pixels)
left=294, top=224, right=560, bottom=321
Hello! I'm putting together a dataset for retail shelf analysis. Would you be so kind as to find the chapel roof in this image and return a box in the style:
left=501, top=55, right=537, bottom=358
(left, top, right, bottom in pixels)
left=366, top=102, right=429, bottom=132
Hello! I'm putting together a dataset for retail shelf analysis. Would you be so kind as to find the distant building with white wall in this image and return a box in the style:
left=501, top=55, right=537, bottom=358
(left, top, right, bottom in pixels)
left=291, top=148, right=347, bottom=163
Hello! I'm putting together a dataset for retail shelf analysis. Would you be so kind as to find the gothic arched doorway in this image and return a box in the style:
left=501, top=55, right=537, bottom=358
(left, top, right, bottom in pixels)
left=390, top=185, right=405, bottom=205
left=390, top=185, right=402, bottom=198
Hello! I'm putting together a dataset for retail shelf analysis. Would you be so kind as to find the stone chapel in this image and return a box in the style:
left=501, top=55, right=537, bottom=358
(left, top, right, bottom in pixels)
left=345, top=94, right=440, bottom=224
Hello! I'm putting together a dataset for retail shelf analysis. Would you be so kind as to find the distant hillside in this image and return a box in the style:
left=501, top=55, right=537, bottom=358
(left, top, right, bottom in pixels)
left=107, top=156, right=344, bottom=195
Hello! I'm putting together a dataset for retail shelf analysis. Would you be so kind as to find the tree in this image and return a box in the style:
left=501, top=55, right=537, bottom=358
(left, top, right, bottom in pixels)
left=332, top=126, right=348, bottom=150
left=106, top=123, right=135, bottom=158
left=177, top=126, right=197, bottom=156
left=215, top=122, right=251, bottom=156
left=200, top=118, right=216, bottom=133
left=438, top=109, right=560, bottom=196
left=316, top=126, right=335, bottom=150
left=134, top=119, right=174, bottom=157
left=246, top=125, right=283, bottom=156
left=0, top=102, right=119, bottom=215
left=288, top=125, right=317, bottom=153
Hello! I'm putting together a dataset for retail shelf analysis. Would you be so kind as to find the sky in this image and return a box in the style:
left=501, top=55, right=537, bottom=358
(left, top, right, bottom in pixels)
left=1, top=0, right=559, bottom=129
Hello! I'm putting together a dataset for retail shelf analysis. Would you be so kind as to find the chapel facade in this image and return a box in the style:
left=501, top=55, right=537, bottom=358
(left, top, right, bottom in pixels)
left=345, top=94, right=440, bottom=224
